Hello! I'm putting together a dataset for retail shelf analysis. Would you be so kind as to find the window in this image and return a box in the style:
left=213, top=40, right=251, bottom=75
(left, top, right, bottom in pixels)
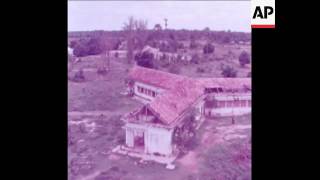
left=241, top=100, right=246, bottom=107
left=136, top=86, right=157, bottom=98
left=137, top=86, right=143, bottom=93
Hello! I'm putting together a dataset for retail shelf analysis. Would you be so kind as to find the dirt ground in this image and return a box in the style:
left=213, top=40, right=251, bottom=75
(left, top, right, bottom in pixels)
left=68, top=112, right=251, bottom=180
left=68, top=52, right=251, bottom=180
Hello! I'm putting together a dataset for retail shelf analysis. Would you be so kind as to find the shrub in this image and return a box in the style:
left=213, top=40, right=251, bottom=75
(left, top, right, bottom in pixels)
left=173, top=112, right=198, bottom=153
left=189, top=40, right=198, bottom=49
left=73, top=69, right=85, bottom=82
left=73, top=37, right=106, bottom=57
left=190, top=54, right=200, bottom=64
left=70, top=40, right=77, bottom=48
left=97, top=67, right=108, bottom=75
left=196, top=67, right=205, bottom=73
left=203, top=43, right=215, bottom=54
left=223, top=35, right=231, bottom=44
left=221, top=66, right=237, bottom=77
left=239, top=51, right=250, bottom=67
left=135, top=51, right=155, bottom=69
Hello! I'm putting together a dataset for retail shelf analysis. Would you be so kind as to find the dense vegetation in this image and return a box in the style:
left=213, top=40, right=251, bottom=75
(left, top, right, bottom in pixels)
left=69, top=29, right=250, bottom=57
left=69, top=29, right=251, bottom=44
left=239, top=51, right=250, bottom=67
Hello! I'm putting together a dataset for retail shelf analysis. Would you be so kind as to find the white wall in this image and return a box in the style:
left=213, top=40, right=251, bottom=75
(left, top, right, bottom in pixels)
left=125, top=123, right=173, bottom=156
left=205, top=94, right=251, bottom=117
left=144, top=126, right=173, bottom=156
left=125, top=128, right=134, bottom=147
left=214, top=94, right=251, bottom=101
left=205, top=107, right=251, bottom=117
left=133, top=81, right=165, bottom=101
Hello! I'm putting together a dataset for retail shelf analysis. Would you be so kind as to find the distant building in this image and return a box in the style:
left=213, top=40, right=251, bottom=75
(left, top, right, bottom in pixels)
left=141, top=45, right=162, bottom=60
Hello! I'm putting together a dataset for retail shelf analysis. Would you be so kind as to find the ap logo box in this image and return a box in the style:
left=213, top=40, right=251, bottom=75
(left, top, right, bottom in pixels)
left=251, top=0, right=275, bottom=28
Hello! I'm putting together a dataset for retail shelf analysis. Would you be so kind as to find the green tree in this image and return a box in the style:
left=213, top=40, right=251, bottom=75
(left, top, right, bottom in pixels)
left=123, top=16, right=148, bottom=64
left=221, top=66, right=237, bottom=77
left=239, top=51, right=250, bottom=67
left=203, top=43, right=215, bottom=54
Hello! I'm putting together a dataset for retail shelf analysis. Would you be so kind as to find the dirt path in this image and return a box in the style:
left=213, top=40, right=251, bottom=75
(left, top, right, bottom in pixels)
left=177, top=151, right=199, bottom=173
left=177, top=121, right=251, bottom=172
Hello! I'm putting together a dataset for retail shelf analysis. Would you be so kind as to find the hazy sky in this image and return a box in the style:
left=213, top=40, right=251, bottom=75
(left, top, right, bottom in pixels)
left=68, top=1, right=250, bottom=32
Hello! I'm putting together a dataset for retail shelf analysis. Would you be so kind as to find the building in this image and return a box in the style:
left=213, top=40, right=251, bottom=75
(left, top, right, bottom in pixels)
left=141, top=45, right=162, bottom=61
left=115, top=66, right=251, bottom=164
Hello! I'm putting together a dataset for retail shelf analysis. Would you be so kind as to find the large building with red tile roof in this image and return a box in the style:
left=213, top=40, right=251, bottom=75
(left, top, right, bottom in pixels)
left=119, top=65, right=251, bottom=158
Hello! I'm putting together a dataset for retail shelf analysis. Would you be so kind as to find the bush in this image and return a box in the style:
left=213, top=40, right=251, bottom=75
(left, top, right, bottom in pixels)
left=97, top=67, right=108, bottom=75
left=135, top=51, right=155, bottom=69
left=197, top=67, right=205, bottom=73
left=190, top=54, right=200, bottom=64
left=169, top=39, right=179, bottom=53
left=70, top=40, right=77, bottom=48
left=73, top=69, right=85, bottom=82
left=196, top=67, right=205, bottom=73
left=189, top=40, right=198, bottom=49
left=239, top=51, right=250, bottom=67
left=173, top=112, right=198, bottom=153
left=73, top=37, right=106, bottom=57
left=222, top=35, right=231, bottom=44
left=221, top=66, right=237, bottom=77
left=203, top=43, right=215, bottom=54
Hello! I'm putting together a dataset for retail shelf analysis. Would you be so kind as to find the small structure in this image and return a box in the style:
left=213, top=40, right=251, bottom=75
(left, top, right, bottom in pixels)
left=141, top=45, right=162, bottom=60
left=114, top=66, right=251, bottom=165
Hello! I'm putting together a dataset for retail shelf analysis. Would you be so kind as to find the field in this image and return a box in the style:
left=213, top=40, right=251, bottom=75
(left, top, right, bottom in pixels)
left=159, top=42, right=251, bottom=78
left=68, top=53, right=251, bottom=180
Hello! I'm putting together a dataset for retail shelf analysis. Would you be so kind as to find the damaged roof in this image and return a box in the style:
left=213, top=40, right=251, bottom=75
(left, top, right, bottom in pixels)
left=128, top=65, right=187, bottom=90
left=128, top=65, right=251, bottom=125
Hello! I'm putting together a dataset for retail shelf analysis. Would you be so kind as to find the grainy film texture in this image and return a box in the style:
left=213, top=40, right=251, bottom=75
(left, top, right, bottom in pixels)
left=68, top=1, right=251, bottom=180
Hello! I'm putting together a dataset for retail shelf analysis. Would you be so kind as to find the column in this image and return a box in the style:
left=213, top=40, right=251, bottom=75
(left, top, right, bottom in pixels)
left=125, top=128, right=134, bottom=147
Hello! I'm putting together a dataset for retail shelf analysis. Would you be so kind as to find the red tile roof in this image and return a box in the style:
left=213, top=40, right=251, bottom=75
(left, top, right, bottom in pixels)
left=128, top=65, right=251, bottom=125
left=148, top=78, right=204, bottom=125
left=196, top=78, right=251, bottom=90
left=128, top=65, right=187, bottom=90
